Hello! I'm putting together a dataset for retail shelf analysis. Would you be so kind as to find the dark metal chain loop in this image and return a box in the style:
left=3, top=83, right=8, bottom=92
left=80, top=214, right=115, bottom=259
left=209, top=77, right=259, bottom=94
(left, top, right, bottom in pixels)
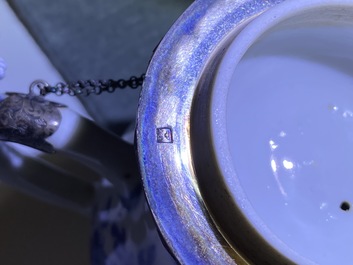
left=37, top=74, right=145, bottom=97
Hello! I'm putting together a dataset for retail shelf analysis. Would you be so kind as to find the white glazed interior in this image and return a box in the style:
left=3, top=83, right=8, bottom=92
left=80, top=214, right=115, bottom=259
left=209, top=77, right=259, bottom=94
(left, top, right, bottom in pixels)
left=211, top=0, right=353, bottom=264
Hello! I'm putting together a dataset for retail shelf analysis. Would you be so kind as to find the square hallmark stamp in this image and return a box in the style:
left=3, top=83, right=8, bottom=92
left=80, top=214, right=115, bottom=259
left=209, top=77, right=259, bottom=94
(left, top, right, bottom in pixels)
left=157, top=127, right=173, bottom=143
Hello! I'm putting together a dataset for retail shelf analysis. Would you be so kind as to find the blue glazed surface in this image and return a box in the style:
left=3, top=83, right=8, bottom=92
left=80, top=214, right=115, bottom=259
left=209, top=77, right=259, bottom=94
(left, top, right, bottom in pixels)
left=0, top=57, right=6, bottom=80
left=91, top=180, right=177, bottom=265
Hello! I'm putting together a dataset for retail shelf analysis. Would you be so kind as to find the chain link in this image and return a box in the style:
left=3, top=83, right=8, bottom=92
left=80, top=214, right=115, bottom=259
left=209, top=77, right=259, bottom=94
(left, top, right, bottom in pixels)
left=35, top=74, right=145, bottom=97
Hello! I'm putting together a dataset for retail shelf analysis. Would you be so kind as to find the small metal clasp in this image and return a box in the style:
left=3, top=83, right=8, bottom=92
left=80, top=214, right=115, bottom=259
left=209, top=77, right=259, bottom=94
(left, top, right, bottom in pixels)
left=29, top=79, right=50, bottom=96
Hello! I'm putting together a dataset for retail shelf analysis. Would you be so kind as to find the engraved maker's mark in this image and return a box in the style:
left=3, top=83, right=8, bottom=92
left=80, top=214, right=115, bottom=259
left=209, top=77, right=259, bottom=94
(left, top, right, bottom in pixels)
left=157, top=127, right=173, bottom=143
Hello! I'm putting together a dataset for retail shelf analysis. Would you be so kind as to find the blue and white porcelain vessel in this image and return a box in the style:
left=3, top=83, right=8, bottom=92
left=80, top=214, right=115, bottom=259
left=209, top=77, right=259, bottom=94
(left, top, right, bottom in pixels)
left=91, top=179, right=177, bottom=265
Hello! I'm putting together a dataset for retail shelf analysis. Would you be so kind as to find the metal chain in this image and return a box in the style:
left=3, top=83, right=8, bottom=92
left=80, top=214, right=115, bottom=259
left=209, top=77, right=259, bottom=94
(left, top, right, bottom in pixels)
left=32, top=74, right=145, bottom=97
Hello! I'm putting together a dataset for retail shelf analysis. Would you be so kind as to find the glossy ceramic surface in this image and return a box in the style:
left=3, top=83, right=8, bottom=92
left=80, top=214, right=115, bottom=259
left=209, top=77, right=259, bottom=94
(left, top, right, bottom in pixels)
left=212, top=1, right=353, bottom=264
left=91, top=176, right=177, bottom=265
left=138, top=0, right=353, bottom=264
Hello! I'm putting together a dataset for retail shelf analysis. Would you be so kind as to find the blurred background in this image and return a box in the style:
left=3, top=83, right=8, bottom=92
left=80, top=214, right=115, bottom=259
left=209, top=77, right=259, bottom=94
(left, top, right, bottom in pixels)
left=0, top=0, right=192, bottom=264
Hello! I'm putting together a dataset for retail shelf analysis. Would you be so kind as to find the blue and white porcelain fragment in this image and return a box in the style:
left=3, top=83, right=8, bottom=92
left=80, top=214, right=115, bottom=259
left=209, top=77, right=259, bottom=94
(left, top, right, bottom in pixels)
left=91, top=129, right=176, bottom=265
left=91, top=181, right=177, bottom=265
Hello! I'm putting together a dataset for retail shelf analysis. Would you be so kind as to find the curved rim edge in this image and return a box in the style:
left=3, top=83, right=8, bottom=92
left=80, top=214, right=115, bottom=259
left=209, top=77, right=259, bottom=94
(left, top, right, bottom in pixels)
left=136, top=0, right=286, bottom=264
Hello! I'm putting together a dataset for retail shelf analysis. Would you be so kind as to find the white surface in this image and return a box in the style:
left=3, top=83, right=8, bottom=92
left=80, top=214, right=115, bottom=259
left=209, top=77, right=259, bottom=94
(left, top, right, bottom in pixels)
left=212, top=0, right=353, bottom=264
